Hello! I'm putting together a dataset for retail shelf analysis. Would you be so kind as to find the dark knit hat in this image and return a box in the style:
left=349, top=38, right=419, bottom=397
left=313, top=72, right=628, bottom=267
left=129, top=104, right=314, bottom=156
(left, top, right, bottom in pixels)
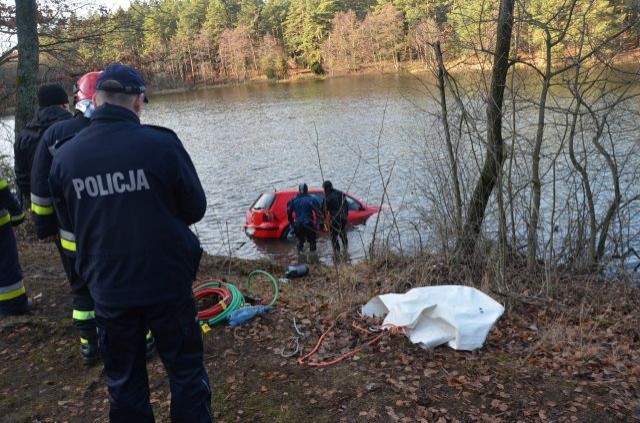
left=38, top=84, right=69, bottom=107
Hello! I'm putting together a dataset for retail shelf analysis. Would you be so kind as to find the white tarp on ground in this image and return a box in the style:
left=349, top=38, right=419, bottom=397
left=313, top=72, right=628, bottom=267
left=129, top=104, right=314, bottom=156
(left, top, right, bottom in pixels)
left=361, top=285, right=505, bottom=351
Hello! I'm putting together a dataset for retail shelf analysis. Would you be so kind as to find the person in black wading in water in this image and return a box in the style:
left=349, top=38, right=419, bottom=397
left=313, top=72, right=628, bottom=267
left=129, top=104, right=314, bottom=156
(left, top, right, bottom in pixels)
left=322, top=180, right=349, bottom=257
left=14, top=83, right=72, bottom=207
left=287, top=183, right=322, bottom=253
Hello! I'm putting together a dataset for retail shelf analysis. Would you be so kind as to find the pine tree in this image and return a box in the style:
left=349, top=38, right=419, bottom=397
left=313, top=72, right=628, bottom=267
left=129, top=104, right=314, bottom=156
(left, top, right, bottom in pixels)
left=203, top=0, right=233, bottom=43
left=237, top=0, right=263, bottom=36
left=284, top=0, right=307, bottom=56
left=261, top=0, right=290, bottom=39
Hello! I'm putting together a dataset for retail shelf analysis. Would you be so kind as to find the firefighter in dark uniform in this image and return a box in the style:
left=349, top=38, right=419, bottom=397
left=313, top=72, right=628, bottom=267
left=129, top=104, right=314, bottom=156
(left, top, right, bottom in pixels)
left=14, top=83, right=71, bottom=206
left=322, top=180, right=349, bottom=254
left=287, top=183, right=322, bottom=252
left=31, top=71, right=156, bottom=365
left=30, top=71, right=100, bottom=363
left=49, top=64, right=211, bottom=421
left=0, top=173, right=29, bottom=316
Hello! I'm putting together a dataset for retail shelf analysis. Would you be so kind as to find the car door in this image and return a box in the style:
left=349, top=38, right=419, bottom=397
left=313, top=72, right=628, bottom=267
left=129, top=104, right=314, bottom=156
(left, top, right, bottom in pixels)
left=345, top=195, right=367, bottom=223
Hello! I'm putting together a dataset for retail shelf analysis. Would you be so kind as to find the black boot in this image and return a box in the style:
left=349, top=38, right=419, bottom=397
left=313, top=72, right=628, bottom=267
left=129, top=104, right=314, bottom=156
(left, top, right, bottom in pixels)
left=80, top=337, right=99, bottom=365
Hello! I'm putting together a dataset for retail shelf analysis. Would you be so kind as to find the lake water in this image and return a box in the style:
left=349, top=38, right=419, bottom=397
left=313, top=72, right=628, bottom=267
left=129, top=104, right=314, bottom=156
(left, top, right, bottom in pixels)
left=146, top=74, right=432, bottom=265
left=1, top=74, right=435, bottom=265
left=2, top=73, right=638, bottom=271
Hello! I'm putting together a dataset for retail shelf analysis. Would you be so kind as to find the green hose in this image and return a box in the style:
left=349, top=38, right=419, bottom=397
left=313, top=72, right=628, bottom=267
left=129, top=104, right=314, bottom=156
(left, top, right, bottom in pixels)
left=193, top=270, right=279, bottom=327
left=247, top=270, right=279, bottom=307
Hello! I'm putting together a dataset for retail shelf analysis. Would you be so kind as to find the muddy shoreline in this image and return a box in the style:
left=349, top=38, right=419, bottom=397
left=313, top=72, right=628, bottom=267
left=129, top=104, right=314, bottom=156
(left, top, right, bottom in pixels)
left=1, top=239, right=639, bottom=421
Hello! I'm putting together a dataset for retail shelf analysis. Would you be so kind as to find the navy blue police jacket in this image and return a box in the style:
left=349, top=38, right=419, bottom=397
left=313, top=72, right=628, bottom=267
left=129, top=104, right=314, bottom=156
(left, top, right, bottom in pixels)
left=287, top=193, right=321, bottom=226
left=48, top=104, right=206, bottom=307
left=31, top=112, right=90, bottom=239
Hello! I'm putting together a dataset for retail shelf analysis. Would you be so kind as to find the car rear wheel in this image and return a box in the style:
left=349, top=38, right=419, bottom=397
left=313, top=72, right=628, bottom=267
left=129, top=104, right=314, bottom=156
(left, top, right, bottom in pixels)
left=281, top=224, right=291, bottom=240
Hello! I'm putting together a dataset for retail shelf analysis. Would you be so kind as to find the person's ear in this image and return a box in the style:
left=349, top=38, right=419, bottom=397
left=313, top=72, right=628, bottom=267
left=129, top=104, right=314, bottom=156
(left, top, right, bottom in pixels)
left=133, top=94, right=144, bottom=116
left=92, top=92, right=100, bottom=107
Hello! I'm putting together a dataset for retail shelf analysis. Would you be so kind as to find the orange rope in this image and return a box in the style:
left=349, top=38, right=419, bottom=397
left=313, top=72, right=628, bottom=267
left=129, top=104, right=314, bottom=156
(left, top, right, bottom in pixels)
left=297, top=312, right=403, bottom=367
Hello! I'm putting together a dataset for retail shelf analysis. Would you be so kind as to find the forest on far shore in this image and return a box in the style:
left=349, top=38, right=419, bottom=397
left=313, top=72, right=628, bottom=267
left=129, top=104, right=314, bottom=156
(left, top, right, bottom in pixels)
left=1, top=0, right=640, bottom=95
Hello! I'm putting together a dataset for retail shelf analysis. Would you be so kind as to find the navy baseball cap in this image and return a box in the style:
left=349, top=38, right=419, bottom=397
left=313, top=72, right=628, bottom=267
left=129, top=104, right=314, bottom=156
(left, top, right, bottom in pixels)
left=96, top=64, right=148, bottom=102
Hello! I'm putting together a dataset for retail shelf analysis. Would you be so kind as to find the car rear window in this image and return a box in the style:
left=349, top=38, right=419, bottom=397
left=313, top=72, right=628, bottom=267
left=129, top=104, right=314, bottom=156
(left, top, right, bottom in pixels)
left=251, top=193, right=276, bottom=210
left=310, top=193, right=325, bottom=205
left=346, top=196, right=361, bottom=211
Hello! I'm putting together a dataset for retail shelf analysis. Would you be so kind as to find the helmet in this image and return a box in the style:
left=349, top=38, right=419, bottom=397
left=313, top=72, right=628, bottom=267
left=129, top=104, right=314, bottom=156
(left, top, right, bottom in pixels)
left=298, top=183, right=308, bottom=194
left=73, top=71, right=101, bottom=104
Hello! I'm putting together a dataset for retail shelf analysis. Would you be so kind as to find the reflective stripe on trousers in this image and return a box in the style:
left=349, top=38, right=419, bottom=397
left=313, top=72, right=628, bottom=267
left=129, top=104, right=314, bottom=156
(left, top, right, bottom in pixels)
left=0, top=280, right=26, bottom=301
left=59, top=229, right=77, bottom=252
left=73, top=309, right=96, bottom=321
left=0, top=209, right=9, bottom=227
left=30, top=193, right=55, bottom=216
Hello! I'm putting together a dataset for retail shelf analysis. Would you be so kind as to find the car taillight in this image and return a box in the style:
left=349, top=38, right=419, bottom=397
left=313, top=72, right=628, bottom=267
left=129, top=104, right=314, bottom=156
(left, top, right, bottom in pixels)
left=264, top=213, right=274, bottom=221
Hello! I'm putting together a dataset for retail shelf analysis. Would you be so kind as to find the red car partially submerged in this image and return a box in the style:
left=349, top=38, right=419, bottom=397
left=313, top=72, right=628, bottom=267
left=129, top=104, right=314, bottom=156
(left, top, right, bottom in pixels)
left=244, top=188, right=379, bottom=239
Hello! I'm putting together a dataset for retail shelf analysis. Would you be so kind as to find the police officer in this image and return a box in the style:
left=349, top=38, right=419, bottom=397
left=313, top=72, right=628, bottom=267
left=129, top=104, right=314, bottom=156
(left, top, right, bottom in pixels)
left=0, top=173, right=29, bottom=316
left=30, top=72, right=101, bottom=363
left=49, top=64, right=211, bottom=421
left=287, top=183, right=322, bottom=252
left=15, top=83, right=72, bottom=206
left=322, top=180, right=349, bottom=255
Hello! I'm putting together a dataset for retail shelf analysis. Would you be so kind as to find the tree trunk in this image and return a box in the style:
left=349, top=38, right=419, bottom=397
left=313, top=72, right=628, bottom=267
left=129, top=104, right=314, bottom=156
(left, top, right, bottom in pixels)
left=434, top=41, right=462, bottom=235
left=591, top=115, right=621, bottom=264
left=456, top=0, right=516, bottom=257
left=567, top=99, right=597, bottom=267
left=187, top=41, right=196, bottom=84
left=14, top=0, right=39, bottom=139
left=527, top=32, right=552, bottom=271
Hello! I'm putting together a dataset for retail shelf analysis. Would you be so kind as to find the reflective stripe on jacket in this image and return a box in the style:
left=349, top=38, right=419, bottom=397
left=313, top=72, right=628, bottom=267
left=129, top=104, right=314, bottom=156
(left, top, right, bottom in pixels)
left=0, top=174, right=26, bottom=311
left=31, top=113, right=90, bottom=239
left=0, top=174, right=24, bottom=227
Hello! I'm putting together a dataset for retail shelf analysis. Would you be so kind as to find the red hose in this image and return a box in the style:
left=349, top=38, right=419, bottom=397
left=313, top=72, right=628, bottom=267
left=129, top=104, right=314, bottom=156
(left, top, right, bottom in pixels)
left=193, top=279, right=233, bottom=321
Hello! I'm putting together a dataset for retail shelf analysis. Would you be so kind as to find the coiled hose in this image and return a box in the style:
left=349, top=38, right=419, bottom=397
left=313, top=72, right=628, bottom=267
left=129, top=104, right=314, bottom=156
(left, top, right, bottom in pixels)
left=247, top=270, right=279, bottom=307
left=193, top=279, right=245, bottom=326
left=193, top=270, right=279, bottom=327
